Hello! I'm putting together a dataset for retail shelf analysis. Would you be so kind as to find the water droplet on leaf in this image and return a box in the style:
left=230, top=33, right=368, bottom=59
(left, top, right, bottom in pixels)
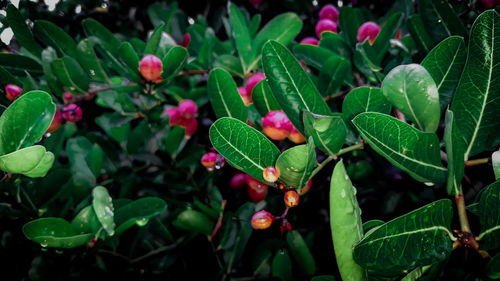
left=136, top=218, right=149, bottom=227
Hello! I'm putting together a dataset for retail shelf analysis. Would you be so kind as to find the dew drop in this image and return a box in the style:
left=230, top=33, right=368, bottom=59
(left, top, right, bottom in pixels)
left=437, top=20, right=442, bottom=23
left=55, top=249, right=63, bottom=254
left=136, top=217, right=149, bottom=227
left=40, top=240, right=48, bottom=247
left=340, top=189, right=346, bottom=198
left=108, top=230, right=115, bottom=236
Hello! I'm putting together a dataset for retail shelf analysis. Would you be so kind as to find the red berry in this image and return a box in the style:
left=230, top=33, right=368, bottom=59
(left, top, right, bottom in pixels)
left=245, top=73, right=265, bottom=96
left=284, top=190, right=300, bottom=207
left=315, top=19, right=337, bottom=38
left=263, top=166, right=279, bottom=183
left=46, top=111, right=63, bottom=133
left=139, top=54, right=163, bottom=82
left=164, top=107, right=182, bottom=126
left=280, top=220, right=292, bottom=233
left=230, top=173, right=247, bottom=190
left=180, top=117, right=198, bottom=138
left=182, top=33, right=191, bottom=48
left=63, top=92, right=74, bottom=103
left=249, top=0, right=263, bottom=9
left=178, top=100, right=198, bottom=119
left=289, top=126, right=306, bottom=144
left=262, top=110, right=293, bottom=141
left=251, top=210, right=274, bottom=229
left=201, top=152, right=219, bottom=171
left=300, top=37, right=319, bottom=46
left=319, top=4, right=339, bottom=21
left=238, top=87, right=252, bottom=105
left=5, top=84, right=22, bottom=101
left=246, top=175, right=268, bottom=203
left=357, top=22, right=380, bottom=45
left=298, top=179, right=312, bottom=196
left=62, top=104, right=83, bottom=123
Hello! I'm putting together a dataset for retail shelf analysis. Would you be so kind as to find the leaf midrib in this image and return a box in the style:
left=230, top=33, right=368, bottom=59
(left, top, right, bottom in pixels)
left=213, top=72, right=233, bottom=118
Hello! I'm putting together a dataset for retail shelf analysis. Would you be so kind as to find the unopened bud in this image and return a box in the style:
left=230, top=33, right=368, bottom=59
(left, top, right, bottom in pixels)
left=139, top=54, right=163, bottom=82
left=251, top=210, right=274, bottom=229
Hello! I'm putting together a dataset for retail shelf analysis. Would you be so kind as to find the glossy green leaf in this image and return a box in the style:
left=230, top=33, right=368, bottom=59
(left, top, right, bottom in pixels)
left=253, top=13, right=302, bottom=56
left=319, top=32, right=352, bottom=60
left=162, top=46, right=188, bottom=80
left=252, top=79, right=280, bottom=116
left=276, top=139, right=317, bottom=189
left=66, top=137, right=97, bottom=189
left=418, top=0, right=467, bottom=43
left=0, top=53, right=43, bottom=76
left=210, top=117, right=280, bottom=182
left=23, top=218, right=93, bottom=248
left=144, top=24, right=176, bottom=58
left=493, top=150, right=500, bottom=180
left=71, top=205, right=101, bottom=235
left=342, top=87, right=391, bottom=128
left=76, top=38, right=110, bottom=83
left=477, top=180, right=500, bottom=250
left=0, top=145, right=54, bottom=178
left=6, top=4, right=43, bottom=57
left=338, top=7, right=364, bottom=47
left=114, top=197, right=167, bottom=235
left=362, top=220, right=385, bottom=233
left=293, top=44, right=336, bottom=70
left=401, top=265, right=433, bottom=281
left=353, top=112, right=447, bottom=183
left=318, top=55, right=350, bottom=96
left=172, top=209, right=213, bottom=236
left=0, top=65, right=21, bottom=86
left=33, top=20, right=77, bottom=58
left=214, top=55, right=245, bottom=78
left=485, top=252, right=500, bottom=279
left=330, top=160, right=368, bottom=281
left=450, top=10, right=500, bottom=160
left=207, top=68, right=248, bottom=122
left=407, top=14, right=434, bottom=54
left=83, top=19, right=122, bottom=55
left=272, top=249, right=293, bottom=281
left=249, top=14, right=261, bottom=38
left=117, top=42, right=139, bottom=77
left=92, top=186, right=115, bottom=236
left=304, top=112, right=346, bottom=156
left=421, top=36, right=466, bottom=111
left=228, top=2, right=253, bottom=72
left=444, top=109, right=464, bottom=196
left=381, top=64, right=440, bottom=132
left=0, top=90, right=55, bottom=155
left=353, top=199, right=454, bottom=276
left=95, top=113, right=134, bottom=143
left=51, top=56, right=90, bottom=94
left=362, top=13, right=403, bottom=65
left=286, top=230, right=316, bottom=275
left=41, top=47, right=64, bottom=95
left=262, top=40, right=331, bottom=133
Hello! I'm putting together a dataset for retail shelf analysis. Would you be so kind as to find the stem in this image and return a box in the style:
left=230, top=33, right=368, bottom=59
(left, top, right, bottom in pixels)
left=309, top=142, right=366, bottom=178
left=19, top=186, right=37, bottom=213
left=209, top=238, right=224, bottom=270
left=324, top=90, right=346, bottom=102
left=129, top=237, right=185, bottom=264
left=465, top=158, right=489, bottom=167
left=178, top=70, right=209, bottom=76
left=310, top=156, right=334, bottom=178
left=337, top=142, right=364, bottom=156
left=455, top=186, right=471, bottom=233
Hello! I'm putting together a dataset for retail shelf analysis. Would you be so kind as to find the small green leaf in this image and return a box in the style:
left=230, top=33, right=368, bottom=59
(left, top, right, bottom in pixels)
left=318, top=56, right=350, bottom=96
left=114, top=197, right=167, bottom=235
left=342, top=87, right=391, bottom=128
left=493, top=150, right=500, bottom=180
left=41, top=47, right=64, bottom=95
left=293, top=44, right=336, bottom=70
left=66, top=137, right=97, bottom=190
left=33, top=20, right=77, bottom=58
left=0, top=145, right=54, bottom=178
left=117, top=42, right=140, bottom=77
left=83, top=19, right=122, bottom=55
left=381, top=64, right=440, bottom=132
left=252, top=79, right=281, bottom=117
left=210, top=117, right=280, bottom=182
left=172, top=209, right=214, bottom=236
left=353, top=112, right=447, bottom=183
left=164, top=126, right=185, bottom=159
left=214, top=55, right=245, bottom=78
left=418, top=0, right=467, bottom=43
left=338, top=7, right=364, bottom=47
left=304, top=112, right=346, bottom=156
left=71, top=205, right=101, bottom=235
left=76, top=38, right=110, bottom=83
left=144, top=24, right=176, bottom=58
left=330, top=160, right=368, bottom=281
left=353, top=199, right=454, bottom=276
left=0, top=90, right=55, bottom=155
left=272, top=249, right=293, bottom=281
left=95, top=113, right=134, bottom=143
left=262, top=40, right=331, bottom=133
left=477, top=180, right=500, bottom=250
left=207, top=68, right=248, bottom=122
left=249, top=14, right=261, bottom=38
left=407, top=14, right=434, bottom=54
left=360, top=13, right=403, bottom=65
left=162, top=46, right=188, bottom=80
left=23, top=218, right=93, bottom=248
left=319, top=32, right=352, bottom=60
left=252, top=12, right=303, bottom=56
left=92, top=186, right=115, bottom=236
left=276, top=139, right=317, bottom=189
left=444, top=109, right=464, bottom=196
left=228, top=2, right=253, bottom=72
left=51, top=56, right=90, bottom=94
left=0, top=53, right=43, bottom=77
left=6, top=4, right=43, bottom=57
left=286, top=230, right=316, bottom=275
left=362, top=220, right=385, bottom=233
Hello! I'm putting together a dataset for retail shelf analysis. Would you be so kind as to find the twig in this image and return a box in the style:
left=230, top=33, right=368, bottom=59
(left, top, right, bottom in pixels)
left=465, top=158, right=489, bottom=167
left=178, top=70, right=209, bottom=76
left=129, top=237, right=185, bottom=264
left=309, top=142, right=366, bottom=178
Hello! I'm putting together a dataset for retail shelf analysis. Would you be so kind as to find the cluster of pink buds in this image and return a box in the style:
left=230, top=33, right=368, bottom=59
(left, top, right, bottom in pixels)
left=315, top=4, right=339, bottom=39
left=164, top=99, right=199, bottom=138
left=261, top=110, right=305, bottom=144
left=4, top=84, right=22, bottom=101
left=201, top=152, right=225, bottom=171
left=238, top=73, right=265, bottom=106
left=139, top=54, right=163, bottom=83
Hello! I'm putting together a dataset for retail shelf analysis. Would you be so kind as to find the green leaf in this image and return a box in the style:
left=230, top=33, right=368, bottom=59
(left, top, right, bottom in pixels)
left=210, top=117, right=280, bottom=182
left=252, top=80, right=281, bottom=116
left=485, top=252, right=500, bottom=279
left=407, top=14, right=434, bottom=54
left=272, top=249, right=293, bottom=281
left=330, top=160, right=368, bottom=281
left=318, top=55, right=350, bottom=96
left=23, top=218, right=93, bottom=248
left=362, top=220, right=385, bottom=233
left=144, top=24, right=176, bottom=58
left=400, top=265, right=434, bottom=281
left=172, top=209, right=214, bottom=235
left=361, top=13, right=403, bottom=65
left=249, top=14, right=261, bottom=38
left=421, top=36, right=466, bottom=111
left=262, top=40, right=331, bottom=133
left=76, top=38, right=110, bottom=83
left=6, top=4, right=43, bottom=57
left=66, top=137, right=97, bottom=190
left=92, top=186, right=115, bottom=236
left=381, top=64, right=440, bottom=132
left=418, top=0, right=467, bottom=43
left=342, top=87, right=391, bottom=128
left=82, top=19, right=122, bottom=55
left=33, top=20, right=77, bottom=58
left=0, top=65, right=21, bottom=86
left=228, top=2, right=253, bottom=72
left=293, top=44, right=336, bottom=70
left=276, top=139, right=317, bottom=189
left=0, top=90, right=55, bottom=155
left=253, top=13, right=303, bottom=56
left=162, top=46, right=188, bottom=80
left=114, top=197, right=167, bottom=235
left=304, top=112, right=346, bottom=156
left=338, top=7, right=364, bottom=47
left=286, top=230, right=316, bottom=275
left=214, top=55, right=245, bottom=78
left=450, top=10, right=500, bottom=160
left=95, top=113, right=134, bottom=143
left=0, top=145, right=54, bottom=178
left=51, top=56, right=90, bottom=94
left=41, top=47, right=64, bottom=95
left=352, top=112, right=447, bottom=183
left=117, top=42, right=139, bottom=78
left=207, top=68, right=248, bottom=122
left=319, top=32, right=352, bottom=60
left=477, top=180, right=500, bottom=250
left=0, top=53, right=43, bottom=76
left=493, top=150, right=500, bottom=180
left=71, top=205, right=101, bottom=235
left=353, top=199, right=454, bottom=276
left=443, top=109, right=464, bottom=196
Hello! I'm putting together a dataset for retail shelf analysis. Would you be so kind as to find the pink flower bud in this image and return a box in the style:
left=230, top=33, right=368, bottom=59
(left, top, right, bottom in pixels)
left=319, top=4, right=339, bottom=21
left=238, top=87, right=252, bottom=105
left=182, top=33, right=191, bottom=48
left=245, top=73, right=265, bottom=97
left=180, top=117, right=198, bottom=138
left=230, top=173, right=247, bottom=190
left=357, top=22, right=380, bottom=45
left=62, top=104, right=83, bottom=123
left=246, top=175, right=268, bottom=203
left=46, top=110, right=63, bottom=133
left=315, top=19, right=337, bottom=38
left=164, top=107, right=182, bottom=126
left=178, top=99, right=198, bottom=119
left=201, top=152, right=219, bottom=171
left=284, top=190, right=300, bottom=207
left=263, top=166, right=279, bottom=183
left=289, top=126, right=306, bottom=144
left=261, top=110, right=293, bottom=141
left=139, top=54, right=163, bottom=82
left=5, top=84, right=22, bottom=101
left=251, top=210, right=275, bottom=230
left=300, top=37, right=319, bottom=46
left=63, top=92, right=74, bottom=103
